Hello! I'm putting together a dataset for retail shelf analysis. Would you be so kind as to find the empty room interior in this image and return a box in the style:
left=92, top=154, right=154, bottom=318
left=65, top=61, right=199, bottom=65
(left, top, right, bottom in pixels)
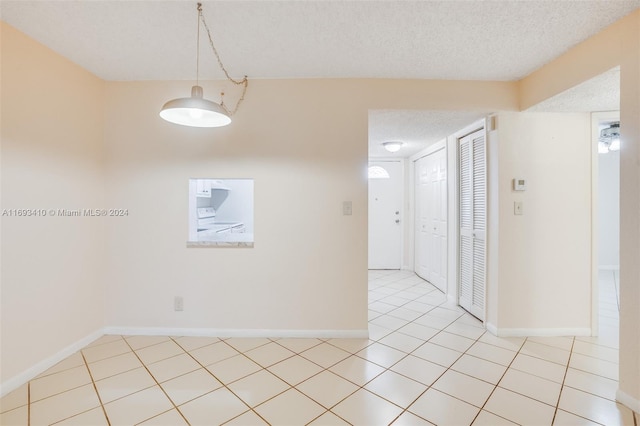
left=1, top=1, right=639, bottom=425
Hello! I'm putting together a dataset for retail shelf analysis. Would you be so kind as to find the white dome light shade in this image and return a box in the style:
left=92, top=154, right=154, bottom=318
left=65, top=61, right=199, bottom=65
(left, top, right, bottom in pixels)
left=160, top=86, right=231, bottom=128
left=383, top=141, right=403, bottom=153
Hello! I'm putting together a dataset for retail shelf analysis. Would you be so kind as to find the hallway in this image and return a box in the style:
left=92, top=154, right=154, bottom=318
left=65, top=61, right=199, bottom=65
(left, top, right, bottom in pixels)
left=365, top=269, right=631, bottom=425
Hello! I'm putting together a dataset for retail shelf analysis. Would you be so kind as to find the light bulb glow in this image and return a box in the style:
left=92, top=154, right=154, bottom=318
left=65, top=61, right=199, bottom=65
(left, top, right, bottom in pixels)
left=189, top=108, right=204, bottom=119
left=383, top=141, right=403, bottom=153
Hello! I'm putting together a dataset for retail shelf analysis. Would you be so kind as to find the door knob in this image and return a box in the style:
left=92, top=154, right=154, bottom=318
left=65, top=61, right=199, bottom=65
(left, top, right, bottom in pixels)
left=395, top=211, right=399, bottom=215
left=395, top=219, right=400, bottom=223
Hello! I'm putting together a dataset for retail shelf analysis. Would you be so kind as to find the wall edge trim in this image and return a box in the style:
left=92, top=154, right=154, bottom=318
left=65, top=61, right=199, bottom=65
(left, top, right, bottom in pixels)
left=103, top=327, right=370, bottom=339
left=493, top=327, right=591, bottom=337
left=486, top=322, right=498, bottom=336
left=616, top=388, right=640, bottom=414
left=0, top=328, right=104, bottom=398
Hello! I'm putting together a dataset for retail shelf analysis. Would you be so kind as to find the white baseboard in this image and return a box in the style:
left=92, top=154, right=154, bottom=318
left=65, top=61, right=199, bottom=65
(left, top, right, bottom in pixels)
left=616, top=388, right=640, bottom=414
left=486, top=322, right=498, bottom=336
left=493, top=327, right=591, bottom=337
left=1, top=326, right=370, bottom=398
left=0, top=328, right=103, bottom=398
left=103, top=327, right=370, bottom=339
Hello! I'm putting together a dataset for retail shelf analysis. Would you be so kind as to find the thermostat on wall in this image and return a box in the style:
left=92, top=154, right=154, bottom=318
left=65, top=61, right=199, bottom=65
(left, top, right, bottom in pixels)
left=513, top=178, right=526, bottom=191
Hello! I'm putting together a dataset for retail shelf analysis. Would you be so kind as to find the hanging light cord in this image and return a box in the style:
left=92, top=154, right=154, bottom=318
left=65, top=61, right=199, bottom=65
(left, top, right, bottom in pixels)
left=196, top=3, right=201, bottom=87
left=197, top=3, right=249, bottom=116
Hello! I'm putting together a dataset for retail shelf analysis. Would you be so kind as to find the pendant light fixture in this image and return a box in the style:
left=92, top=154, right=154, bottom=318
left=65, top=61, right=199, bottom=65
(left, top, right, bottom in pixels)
left=160, top=3, right=248, bottom=128
left=598, top=122, right=621, bottom=154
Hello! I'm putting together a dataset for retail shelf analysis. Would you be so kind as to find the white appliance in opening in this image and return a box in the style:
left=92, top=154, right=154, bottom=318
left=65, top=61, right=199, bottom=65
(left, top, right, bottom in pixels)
left=197, top=207, right=245, bottom=235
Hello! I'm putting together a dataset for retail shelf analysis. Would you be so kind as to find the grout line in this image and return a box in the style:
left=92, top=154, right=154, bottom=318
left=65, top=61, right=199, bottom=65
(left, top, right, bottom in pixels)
left=25, top=371, right=96, bottom=405
left=81, top=351, right=111, bottom=426
left=561, top=382, right=618, bottom=403
left=280, top=277, right=449, bottom=423
left=172, top=337, right=273, bottom=425
left=13, top=269, right=623, bottom=426
left=121, top=338, right=191, bottom=425
left=27, top=381, right=30, bottom=426
left=29, top=360, right=88, bottom=380
left=550, top=337, right=575, bottom=425
left=565, top=365, right=619, bottom=382
left=556, top=408, right=610, bottom=426
left=381, top=280, right=490, bottom=424
left=467, top=333, right=528, bottom=424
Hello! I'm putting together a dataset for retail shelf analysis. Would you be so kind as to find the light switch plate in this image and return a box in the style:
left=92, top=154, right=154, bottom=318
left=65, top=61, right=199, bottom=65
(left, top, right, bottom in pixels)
left=343, top=201, right=352, bottom=216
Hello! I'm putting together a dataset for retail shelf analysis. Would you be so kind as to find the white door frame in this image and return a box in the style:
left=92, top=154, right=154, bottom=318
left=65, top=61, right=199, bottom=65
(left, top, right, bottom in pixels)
left=590, top=111, right=620, bottom=336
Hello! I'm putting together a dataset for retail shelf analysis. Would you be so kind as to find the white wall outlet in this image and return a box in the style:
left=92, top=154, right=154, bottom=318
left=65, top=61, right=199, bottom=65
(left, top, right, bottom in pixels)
left=174, top=296, right=184, bottom=311
left=343, top=201, right=352, bottom=216
left=514, top=201, right=523, bottom=215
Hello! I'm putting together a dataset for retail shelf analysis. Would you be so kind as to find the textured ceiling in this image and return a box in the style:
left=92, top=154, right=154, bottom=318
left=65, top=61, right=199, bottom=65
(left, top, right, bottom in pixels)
left=1, top=1, right=634, bottom=158
left=1, top=1, right=639, bottom=82
left=369, top=110, right=488, bottom=158
left=526, top=67, right=620, bottom=113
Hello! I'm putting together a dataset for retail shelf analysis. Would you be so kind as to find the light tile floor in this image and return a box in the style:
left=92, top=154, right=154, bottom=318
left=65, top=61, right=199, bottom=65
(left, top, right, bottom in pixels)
left=1, top=269, right=637, bottom=425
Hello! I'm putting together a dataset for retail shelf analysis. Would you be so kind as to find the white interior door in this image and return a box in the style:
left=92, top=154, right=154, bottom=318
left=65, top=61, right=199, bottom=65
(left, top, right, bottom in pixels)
left=369, top=161, right=402, bottom=269
left=415, top=149, right=447, bottom=292
left=458, top=129, right=486, bottom=320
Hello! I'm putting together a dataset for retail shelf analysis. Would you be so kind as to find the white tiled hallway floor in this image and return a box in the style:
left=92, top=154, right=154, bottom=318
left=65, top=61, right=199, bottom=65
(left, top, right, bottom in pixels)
left=1, top=270, right=637, bottom=425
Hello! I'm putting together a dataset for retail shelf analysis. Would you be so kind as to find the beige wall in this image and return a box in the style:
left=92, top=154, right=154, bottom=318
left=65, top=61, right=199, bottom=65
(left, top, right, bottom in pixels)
left=4, top=8, right=637, bottom=408
left=102, top=80, right=370, bottom=333
left=520, top=8, right=640, bottom=411
left=0, top=23, right=106, bottom=385
left=0, top=18, right=519, bottom=393
left=618, top=9, right=640, bottom=412
left=487, top=112, right=592, bottom=334
left=102, top=79, right=517, bottom=334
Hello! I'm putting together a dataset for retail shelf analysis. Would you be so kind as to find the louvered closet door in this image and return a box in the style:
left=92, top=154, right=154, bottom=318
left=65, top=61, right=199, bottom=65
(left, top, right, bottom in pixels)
left=458, top=129, right=486, bottom=320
